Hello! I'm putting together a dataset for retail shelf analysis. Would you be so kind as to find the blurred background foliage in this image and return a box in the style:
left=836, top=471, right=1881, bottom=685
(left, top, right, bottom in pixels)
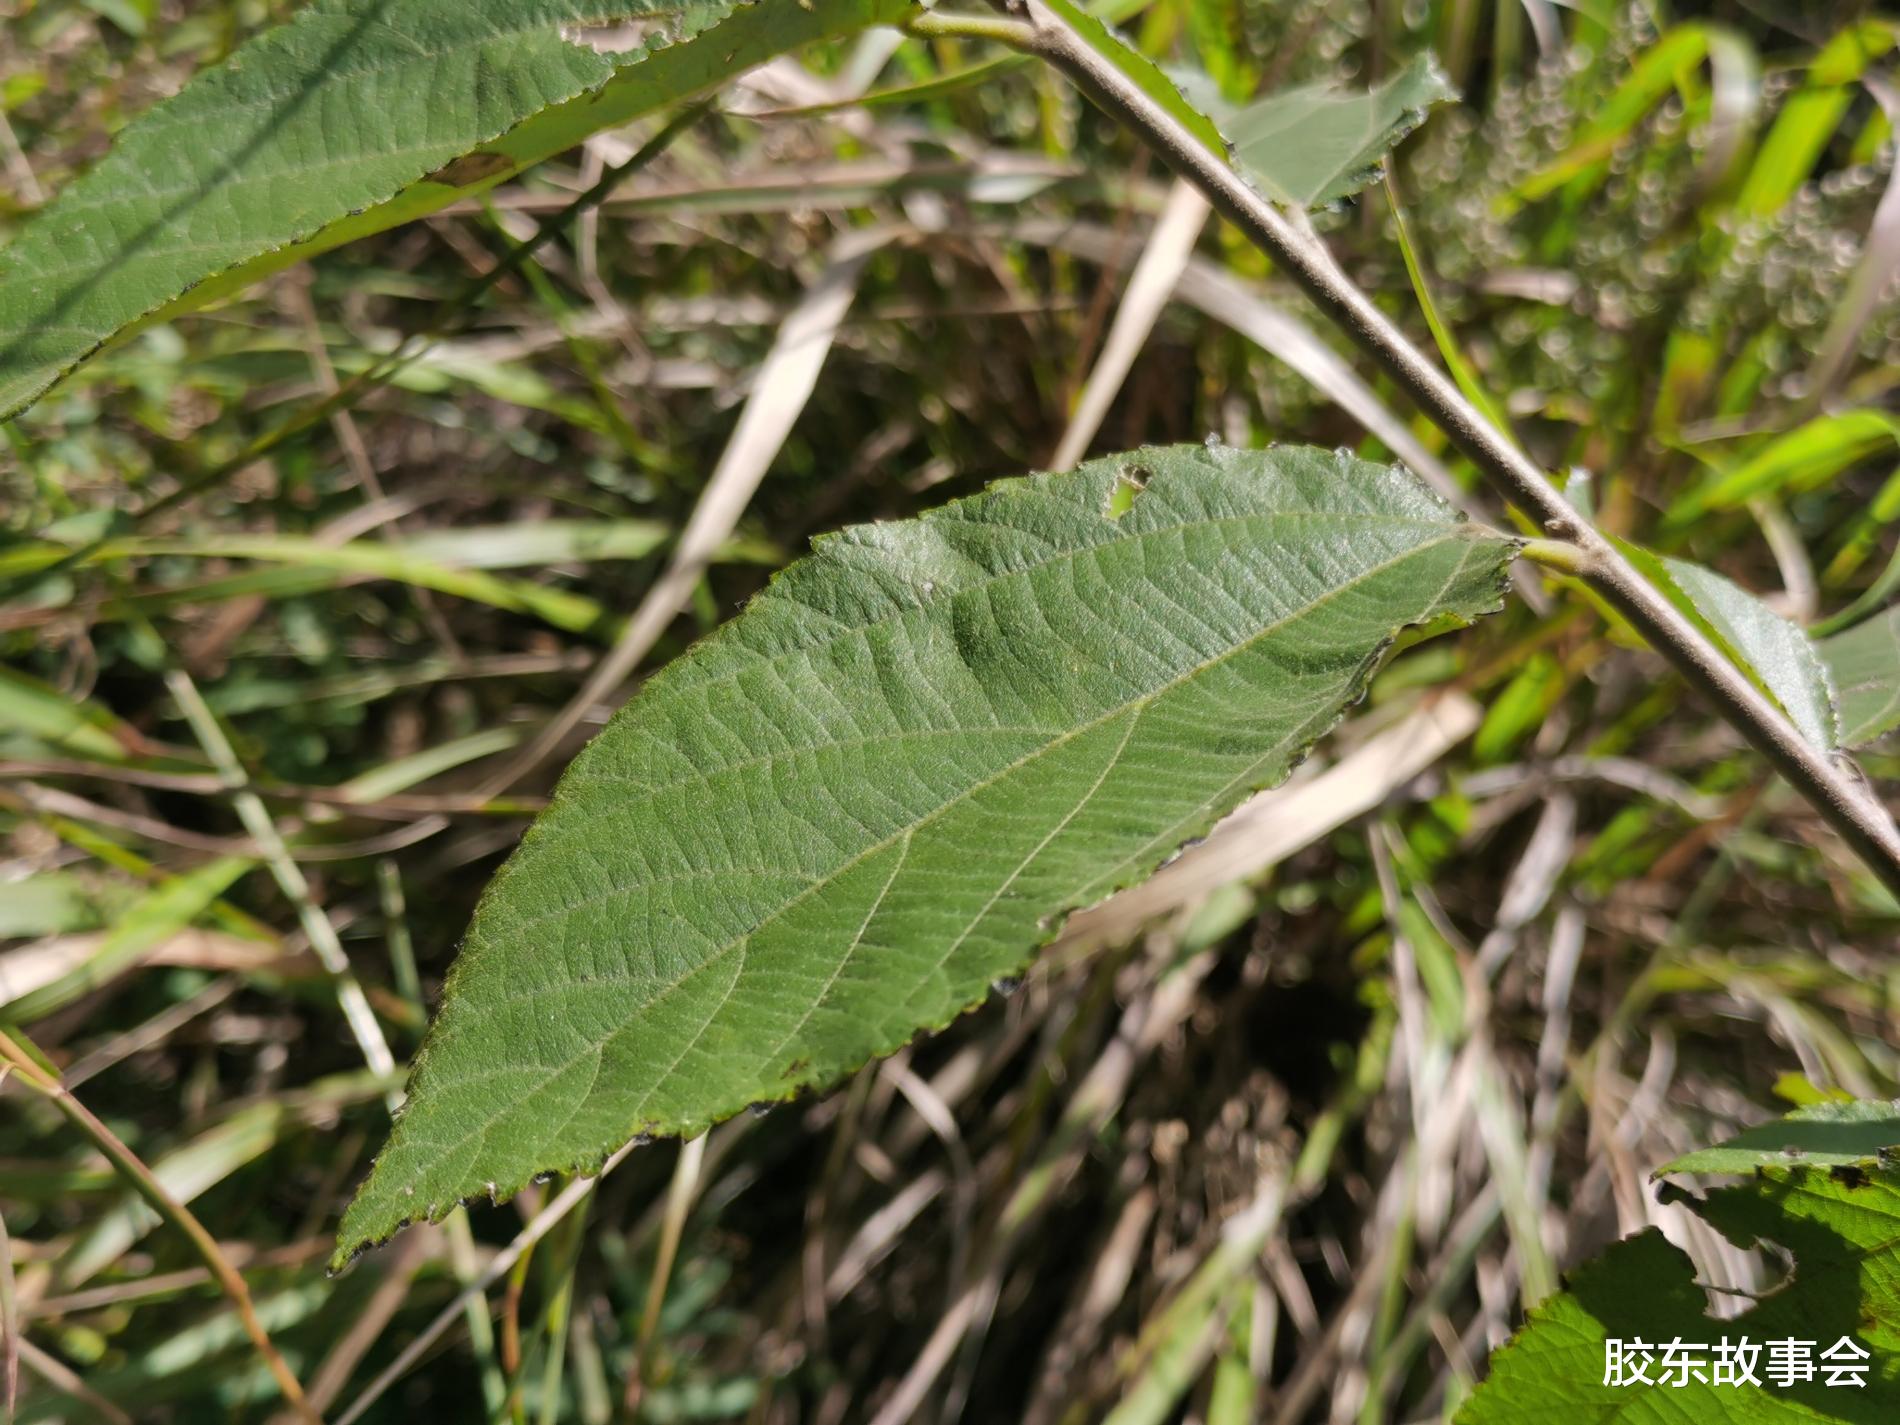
left=1, top=0, right=1898, bottom=1421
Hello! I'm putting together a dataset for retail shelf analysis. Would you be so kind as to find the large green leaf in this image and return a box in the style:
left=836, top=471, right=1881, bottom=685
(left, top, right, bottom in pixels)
left=334, top=444, right=1518, bottom=1261
left=1821, top=608, right=1900, bottom=747
left=0, top=0, right=910, bottom=420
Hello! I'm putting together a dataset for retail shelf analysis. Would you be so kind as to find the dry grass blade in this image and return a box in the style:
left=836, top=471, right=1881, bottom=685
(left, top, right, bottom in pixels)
left=304, top=1228, right=435, bottom=1415
left=629, top=1132, right=708, bottom=1407
left=824, top=1168, right=949, bottom=1305
left=1014, top=218, right=1466, bottom=507
left=15, top=1336, right=131, bottom=1425
left=1100, top=1173, right=1290, bottom=1425
left=0, top=932, right=284, bottom=1008
left=1050, top=180, right=1210, bottom=470
left=869, top=953, right=1216, bottom=1424
left=1473, top=790, right=1576, bottom=974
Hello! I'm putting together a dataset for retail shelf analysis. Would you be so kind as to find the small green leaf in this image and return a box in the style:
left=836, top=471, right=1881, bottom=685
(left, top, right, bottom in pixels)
left=1657, top=1100, right=1900, bottom=1175
left=1821, top=607, right=1900, bottom=747
left=1663, top=558, right=1838, bottom=750
left=335, top=444, right=1519, bottom=1262
left=1614, top=541, right=1838, bottom=751
left=1210, top=55, right=1458, bottom=208
left=0, top=0, right=911, bottom=419
left=1047, top=22, right=1455, bottom=211
left=1462, top=1133, right=1900, bottom=1421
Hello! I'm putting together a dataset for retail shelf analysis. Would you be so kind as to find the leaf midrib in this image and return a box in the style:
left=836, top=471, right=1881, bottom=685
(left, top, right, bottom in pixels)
left=569, top=502, right=1482, bottom=809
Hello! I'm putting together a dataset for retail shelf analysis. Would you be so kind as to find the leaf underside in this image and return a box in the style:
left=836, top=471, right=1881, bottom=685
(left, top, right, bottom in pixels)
left=334, top=444, right=1517, bottom=1262
left=1662, top=556, right=1839, bottom=750
left=1613, top=539, right=1839, bottom=751
left=1822, top=607, right=1900, bottom=747
left=0, top=0, right=908, bottom=420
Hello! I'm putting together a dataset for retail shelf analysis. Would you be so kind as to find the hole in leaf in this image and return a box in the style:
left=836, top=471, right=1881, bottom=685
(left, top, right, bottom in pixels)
left=560, top=19, right=665, bottom=53
left=1105, top=465, right=1150, bottom=521
left=423, top=151, right=514, bottom=188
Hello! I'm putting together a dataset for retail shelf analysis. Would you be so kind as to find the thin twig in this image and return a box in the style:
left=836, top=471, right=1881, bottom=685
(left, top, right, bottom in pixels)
left=1049, top=178, right=1209, bottom=471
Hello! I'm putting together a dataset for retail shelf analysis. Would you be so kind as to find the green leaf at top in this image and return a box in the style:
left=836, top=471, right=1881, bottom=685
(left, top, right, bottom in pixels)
left=1821, top=608, right=1900, bottom=747
left=334, top=444, right=1518, bottom=1262
left=1461, top=1144, right=1900, bottom=1422
left=0, top=0, right=911, bottom=421
left=1036, top=0, right=1229, bottom=161
left=1657, top=1100, right=1900, bottom=1176
left=1613, top=541, right=1838, bottom=751
left=1213, top=55, right=1457, bottom=208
